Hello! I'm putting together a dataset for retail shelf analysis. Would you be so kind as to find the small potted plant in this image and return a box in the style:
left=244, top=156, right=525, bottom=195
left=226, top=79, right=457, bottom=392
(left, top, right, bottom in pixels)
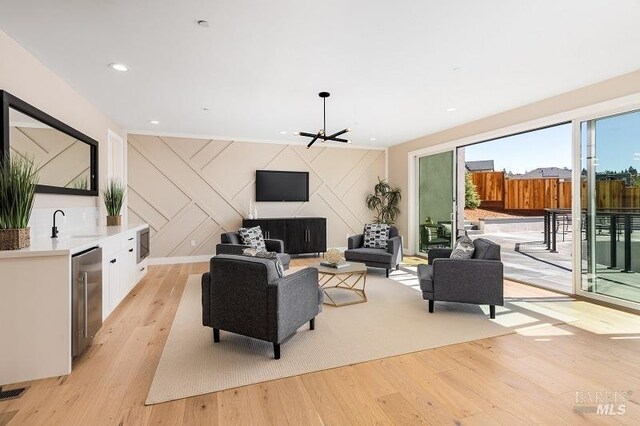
left=102, top=179, right=126, bottom=226
left=0, top=156, right=39, bottom=250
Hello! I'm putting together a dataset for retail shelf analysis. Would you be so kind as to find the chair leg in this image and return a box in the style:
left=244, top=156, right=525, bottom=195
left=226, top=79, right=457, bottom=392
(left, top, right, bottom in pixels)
left=490, top=305, right=496, bottom=319
left=213, top=328, right=220, bottom=342
left=396, top=264, right=400, bottom=270
left=386, top=269, right=390, bottom=278
left=310, top=318, right=315, bottom=330
left=273, top=343, right=281, bottom=360
left=428, top=300, right=434, bottom=313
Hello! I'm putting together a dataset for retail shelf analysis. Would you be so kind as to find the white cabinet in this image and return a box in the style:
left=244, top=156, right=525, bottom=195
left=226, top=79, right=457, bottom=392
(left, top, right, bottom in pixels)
left=101, top=229, right=148, bottom=320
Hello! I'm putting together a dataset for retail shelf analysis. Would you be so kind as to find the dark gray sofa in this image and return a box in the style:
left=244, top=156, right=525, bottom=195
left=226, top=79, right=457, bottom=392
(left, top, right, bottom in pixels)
left=201, top=254, right=322, bottom=359
left=344, top=226, right=403, bottom=277
left=417, top=238, right=504, bottom=319
left=216, top=231, right=291, bottom=270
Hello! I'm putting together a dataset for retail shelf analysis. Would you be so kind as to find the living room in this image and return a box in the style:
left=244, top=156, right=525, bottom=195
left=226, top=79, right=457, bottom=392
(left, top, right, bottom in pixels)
left=1, top=1, right=640, bottom=424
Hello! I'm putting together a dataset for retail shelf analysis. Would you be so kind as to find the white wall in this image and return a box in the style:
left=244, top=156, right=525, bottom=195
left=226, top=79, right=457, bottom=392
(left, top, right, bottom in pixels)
left=0, top=28, right=126, bottom=222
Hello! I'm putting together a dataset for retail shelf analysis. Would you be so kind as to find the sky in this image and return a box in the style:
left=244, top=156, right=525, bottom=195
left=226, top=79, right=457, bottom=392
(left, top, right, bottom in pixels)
left=464, top=123, right=572, bottom=175
left=590, top=109, right=640, bottom=173
left=464, top=111, right=640, bottom=175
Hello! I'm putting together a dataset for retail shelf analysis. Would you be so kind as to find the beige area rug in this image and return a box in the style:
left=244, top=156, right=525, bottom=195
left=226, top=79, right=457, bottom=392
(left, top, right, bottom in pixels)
left=146, top=268, right=575, bottom=404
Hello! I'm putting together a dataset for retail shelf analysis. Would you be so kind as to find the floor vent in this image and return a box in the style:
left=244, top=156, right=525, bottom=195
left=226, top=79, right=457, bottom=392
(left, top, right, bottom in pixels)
left=0, top=386, right=28, bottom=401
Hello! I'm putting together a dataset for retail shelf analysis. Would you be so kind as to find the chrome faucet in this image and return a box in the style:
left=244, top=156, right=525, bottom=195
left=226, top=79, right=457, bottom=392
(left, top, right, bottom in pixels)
left=52, top=209, right=65, bottom=238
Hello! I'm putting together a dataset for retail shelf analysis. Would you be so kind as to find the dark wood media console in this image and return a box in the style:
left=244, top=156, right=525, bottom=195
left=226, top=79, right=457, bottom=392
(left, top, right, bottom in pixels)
left=242, top=217, right=326, bottom=255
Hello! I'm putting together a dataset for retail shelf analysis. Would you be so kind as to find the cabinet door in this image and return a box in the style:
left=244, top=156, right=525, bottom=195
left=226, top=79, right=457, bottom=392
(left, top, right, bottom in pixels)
left=264, top=220, right=286, bottom=241
left=285, top=219, right=306, bottom=254
left=305, top=218, right=327, bottom=253
left=102, top=259, right=111, bottom=321
left=108, top=253, right=121, bottom=310
left=125, top=244, right=137, bottom=291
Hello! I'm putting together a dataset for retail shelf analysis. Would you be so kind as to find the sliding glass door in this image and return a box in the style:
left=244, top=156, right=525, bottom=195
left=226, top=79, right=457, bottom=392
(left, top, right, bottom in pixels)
left=417, top=151, right=455, bottom=255
left=580, top=109, right=640, bottom=304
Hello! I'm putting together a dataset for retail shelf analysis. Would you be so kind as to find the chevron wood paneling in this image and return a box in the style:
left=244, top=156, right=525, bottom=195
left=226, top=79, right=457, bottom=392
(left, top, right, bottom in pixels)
left=128, top=134, right=386, bottom=258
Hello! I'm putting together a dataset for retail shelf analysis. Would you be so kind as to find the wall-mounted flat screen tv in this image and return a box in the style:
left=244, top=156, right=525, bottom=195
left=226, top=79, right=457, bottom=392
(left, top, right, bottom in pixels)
left=256, top=170, right=309, bottom=202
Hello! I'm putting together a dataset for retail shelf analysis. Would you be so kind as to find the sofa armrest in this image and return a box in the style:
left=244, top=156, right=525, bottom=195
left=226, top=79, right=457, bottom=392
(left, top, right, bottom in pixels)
left=432, top=258, right=504, bottom=305
left=215, top=243, right=251, bottom=255
left=386, top=235, right=403, bottom=266
left=265, top=239, right=285, bottom=253
left=427, top=248, right=453, bottom=264
left=268, top=267, right=320, bottom=342
left=201, top=272, right=212, bottom=326
left=348, top=234, right=364, bottom=249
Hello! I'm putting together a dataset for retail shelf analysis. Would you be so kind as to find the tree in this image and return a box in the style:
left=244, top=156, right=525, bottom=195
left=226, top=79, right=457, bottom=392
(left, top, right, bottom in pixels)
left=465, top=172, right=481, bottom=209
left=366, top=178, right=402, bottom=225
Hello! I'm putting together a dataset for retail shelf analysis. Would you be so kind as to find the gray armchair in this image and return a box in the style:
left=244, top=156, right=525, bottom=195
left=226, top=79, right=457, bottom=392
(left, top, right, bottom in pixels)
left=201, top=254, right=322, bottom=359
left=344, top=226, right=403, bottom=277
left=216, top=231, right=290, bottom=270
left=417, top=238, right=503, bottom=319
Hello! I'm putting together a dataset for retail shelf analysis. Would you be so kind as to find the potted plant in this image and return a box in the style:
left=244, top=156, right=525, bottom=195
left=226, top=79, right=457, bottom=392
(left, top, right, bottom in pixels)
left=365, top=177, right=402, bottom=225
left=102, top=179, right=126, bottom=226
left=0, top=156, right=39, bottom=250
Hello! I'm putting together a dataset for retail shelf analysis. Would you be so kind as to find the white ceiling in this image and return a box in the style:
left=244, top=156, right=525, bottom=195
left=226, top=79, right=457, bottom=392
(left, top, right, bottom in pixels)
left=2, top=0, right=640, bottom=147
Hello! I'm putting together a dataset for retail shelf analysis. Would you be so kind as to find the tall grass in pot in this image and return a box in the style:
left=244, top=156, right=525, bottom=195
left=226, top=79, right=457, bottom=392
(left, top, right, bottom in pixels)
left=103, top=179, right=126, bottom=226
left=0, top=156, right=39, bottom=250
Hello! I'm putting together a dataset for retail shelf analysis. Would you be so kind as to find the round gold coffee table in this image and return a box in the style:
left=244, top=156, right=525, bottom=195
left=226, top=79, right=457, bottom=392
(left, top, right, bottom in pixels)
left=311, top=262, right=368, bottom=307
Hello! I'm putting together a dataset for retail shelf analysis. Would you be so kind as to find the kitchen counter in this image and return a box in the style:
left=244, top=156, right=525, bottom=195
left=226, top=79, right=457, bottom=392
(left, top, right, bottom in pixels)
left=0, top=223, right=148, bottom=259
left=0, top=222, right=149, bottom=385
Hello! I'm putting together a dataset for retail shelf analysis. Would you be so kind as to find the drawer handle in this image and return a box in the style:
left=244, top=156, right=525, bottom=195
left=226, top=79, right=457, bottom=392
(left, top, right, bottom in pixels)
left=129, top=248, right=134, bottom=253
left=140, top=267, right=145, bottom=272
left=110, top=259, right=117, bottom=264
left=128, top=237, right=134, bottom=241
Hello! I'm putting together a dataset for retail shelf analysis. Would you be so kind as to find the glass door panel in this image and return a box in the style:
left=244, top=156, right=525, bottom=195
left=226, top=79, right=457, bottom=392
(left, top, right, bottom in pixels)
left=418, top=151, right=454, bottom=254
left=581, top=109, right=640, bottom=304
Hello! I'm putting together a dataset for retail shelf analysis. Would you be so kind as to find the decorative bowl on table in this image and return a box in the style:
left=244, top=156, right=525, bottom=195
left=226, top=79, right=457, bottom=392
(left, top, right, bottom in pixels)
left=322, top=248, right=346, bottom=267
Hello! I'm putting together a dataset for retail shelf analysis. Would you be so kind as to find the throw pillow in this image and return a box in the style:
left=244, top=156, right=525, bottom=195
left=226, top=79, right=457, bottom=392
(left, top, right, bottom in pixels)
left=242, top=248, right=285, bottom=277
left=363, top=223, right=390, bottom=249
left=450, top=234, right=475, bottom=259
left=238, top=226, right=267, bottom=252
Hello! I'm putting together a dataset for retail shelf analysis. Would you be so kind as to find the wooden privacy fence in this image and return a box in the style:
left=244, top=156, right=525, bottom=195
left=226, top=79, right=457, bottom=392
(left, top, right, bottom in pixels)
left=470, top=171, right=571, bottom=210
left=504, top=178, right=572, bottom=210
left=579, top=180, right=640, bottom=209
left=471, top=171, right=640, bottom=210
left=470, top=171, right=504, bottom=202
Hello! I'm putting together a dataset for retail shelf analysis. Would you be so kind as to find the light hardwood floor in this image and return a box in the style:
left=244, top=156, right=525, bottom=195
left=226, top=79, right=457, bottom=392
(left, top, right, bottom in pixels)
left=1, top=258, right=639, bottom=425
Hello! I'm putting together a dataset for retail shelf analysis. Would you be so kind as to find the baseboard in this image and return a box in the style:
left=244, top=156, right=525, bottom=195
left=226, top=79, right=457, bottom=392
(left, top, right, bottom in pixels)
left=148, top=255, right=212, bottom=265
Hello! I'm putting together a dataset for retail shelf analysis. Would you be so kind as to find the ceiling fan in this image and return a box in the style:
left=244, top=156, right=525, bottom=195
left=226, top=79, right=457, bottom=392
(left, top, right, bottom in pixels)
left=295, top=92, right=351, bottom=149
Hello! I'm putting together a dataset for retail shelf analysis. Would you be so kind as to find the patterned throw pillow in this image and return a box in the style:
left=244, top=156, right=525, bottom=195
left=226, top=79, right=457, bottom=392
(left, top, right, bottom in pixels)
left=450, top=234, right=475, bottom=259
left=238, top=226, right=267, bottom=252
left=242, top=248, right=285, bottom=277
left=363, top=223, right=390, bottom=249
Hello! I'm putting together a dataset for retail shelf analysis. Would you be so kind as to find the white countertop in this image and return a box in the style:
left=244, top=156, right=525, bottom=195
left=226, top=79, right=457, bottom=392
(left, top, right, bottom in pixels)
left=0, top=223, right=149, bottom=259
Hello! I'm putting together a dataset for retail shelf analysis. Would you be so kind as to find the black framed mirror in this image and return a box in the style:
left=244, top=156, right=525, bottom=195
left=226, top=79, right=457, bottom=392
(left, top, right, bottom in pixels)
left=0, top=90, right=98, bottom=196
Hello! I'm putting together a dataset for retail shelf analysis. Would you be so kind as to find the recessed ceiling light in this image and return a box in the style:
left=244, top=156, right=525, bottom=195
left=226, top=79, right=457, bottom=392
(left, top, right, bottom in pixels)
left=370, top=137, right=377, bottom=141
left=197, top=20, right=210, bottom=27
left=149, top=120, right=160, bottom=125
left=446, top=107, right=457, bottom=112
left=280, top=131, right=288, bottom=134
left=108, top=63, right=129, bottom=72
